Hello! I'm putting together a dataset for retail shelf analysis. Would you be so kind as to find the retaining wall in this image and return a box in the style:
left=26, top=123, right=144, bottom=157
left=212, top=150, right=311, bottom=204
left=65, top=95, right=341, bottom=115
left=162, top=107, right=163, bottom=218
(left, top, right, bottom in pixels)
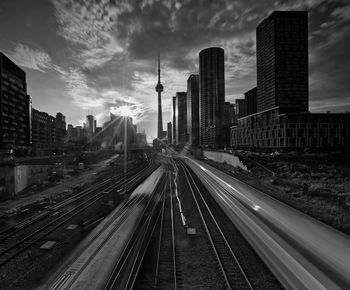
left=203, top=150, right=248, bottom=171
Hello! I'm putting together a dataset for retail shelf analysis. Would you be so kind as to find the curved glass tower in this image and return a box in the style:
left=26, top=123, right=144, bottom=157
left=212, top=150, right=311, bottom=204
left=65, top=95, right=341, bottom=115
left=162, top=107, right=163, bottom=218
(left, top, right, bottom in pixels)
left=199, top=47, right=225, bottom=148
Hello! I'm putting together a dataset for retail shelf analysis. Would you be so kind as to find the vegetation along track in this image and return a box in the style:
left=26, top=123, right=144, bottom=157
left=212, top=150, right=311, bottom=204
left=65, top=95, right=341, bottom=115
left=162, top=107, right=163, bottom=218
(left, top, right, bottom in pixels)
left=178, top=159, right=253, bottom=290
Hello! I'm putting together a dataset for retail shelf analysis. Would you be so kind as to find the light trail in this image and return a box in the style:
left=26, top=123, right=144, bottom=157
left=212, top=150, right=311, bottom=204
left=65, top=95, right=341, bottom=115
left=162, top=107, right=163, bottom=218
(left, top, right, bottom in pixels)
left=183, top=156, right=350, bottom=290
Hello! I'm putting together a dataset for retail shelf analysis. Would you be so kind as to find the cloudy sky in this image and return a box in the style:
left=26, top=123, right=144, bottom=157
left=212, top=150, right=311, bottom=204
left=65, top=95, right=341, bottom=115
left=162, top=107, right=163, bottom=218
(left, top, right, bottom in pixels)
left=0, top=0, right=349, bottom=140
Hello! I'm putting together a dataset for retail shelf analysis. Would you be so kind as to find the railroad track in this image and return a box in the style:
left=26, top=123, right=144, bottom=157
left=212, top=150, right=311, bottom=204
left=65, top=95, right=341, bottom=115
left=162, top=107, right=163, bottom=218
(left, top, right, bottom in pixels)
left=0, top=158, right=151, bottom=238
left=153, top=168, right=179, bottom=290
left=102, top=171, right=168, bottom=290
left=178, top=159, right=253, bottom=290
left=0, top=157, right=147, bottom=239
left=0, top=160, right=156, bottom=267
left=50, top=187, right=160, bottom=290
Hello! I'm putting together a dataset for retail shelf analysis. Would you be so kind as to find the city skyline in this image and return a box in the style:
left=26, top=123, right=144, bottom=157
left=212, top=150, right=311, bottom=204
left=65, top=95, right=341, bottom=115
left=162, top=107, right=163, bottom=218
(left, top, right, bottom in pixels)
left=0, top=1, right=350, bottom=140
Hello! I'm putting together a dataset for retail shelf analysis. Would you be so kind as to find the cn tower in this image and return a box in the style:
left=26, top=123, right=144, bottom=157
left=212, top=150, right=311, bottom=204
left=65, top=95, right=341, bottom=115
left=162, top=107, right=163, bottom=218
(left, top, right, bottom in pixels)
left=155, top=54, right=164, bottom=139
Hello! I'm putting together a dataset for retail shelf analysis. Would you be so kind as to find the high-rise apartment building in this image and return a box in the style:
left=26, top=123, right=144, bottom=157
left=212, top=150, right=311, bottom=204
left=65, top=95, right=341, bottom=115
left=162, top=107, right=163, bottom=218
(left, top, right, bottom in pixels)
left=32, top=108, right=50, bottom=154
left=199, top=47, right=225, bottom=148
left=31, top=109, right=66, bottom=155
left=0, top=52, right=31, bottom=151
left=31, top=108, right=66, bottom=155
left=256, top=11, right=308, bottom=113
left=55, top=112, right=66, bottom=145
left=187, top=74, right=199, bottom=146
left=174, top=92, right=187, bottom=146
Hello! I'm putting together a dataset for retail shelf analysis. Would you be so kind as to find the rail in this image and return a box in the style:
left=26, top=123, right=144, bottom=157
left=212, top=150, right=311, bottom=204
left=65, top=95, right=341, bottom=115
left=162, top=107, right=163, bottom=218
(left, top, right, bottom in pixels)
left=178, top=159, right=253, bottom=290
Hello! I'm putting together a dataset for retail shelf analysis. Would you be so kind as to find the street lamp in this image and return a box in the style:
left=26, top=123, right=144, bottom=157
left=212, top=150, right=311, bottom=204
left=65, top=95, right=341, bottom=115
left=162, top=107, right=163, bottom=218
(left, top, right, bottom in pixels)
left=110, top=105, right=134, bottom=195
left=123, top=115, right=127, bottom=194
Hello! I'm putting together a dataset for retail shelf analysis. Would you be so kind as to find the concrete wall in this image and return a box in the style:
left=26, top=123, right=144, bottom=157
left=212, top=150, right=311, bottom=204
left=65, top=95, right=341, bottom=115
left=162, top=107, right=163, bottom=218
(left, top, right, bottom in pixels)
left=0, top=165, right=15, bottom=200
left=203, top=150, right=248, bottom=171
left=0, top=164, right=53, bottom=200
left=14, top=165, right=30, bottom=193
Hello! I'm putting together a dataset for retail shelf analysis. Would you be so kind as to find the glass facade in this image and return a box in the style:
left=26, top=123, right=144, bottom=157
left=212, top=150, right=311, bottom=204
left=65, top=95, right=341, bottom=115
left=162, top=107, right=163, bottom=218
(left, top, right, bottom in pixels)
left=187, top=74, right=199, bottom=146
left=199, top=47, right=225, bottom=148
left=257, top=11, right=308, bottom=113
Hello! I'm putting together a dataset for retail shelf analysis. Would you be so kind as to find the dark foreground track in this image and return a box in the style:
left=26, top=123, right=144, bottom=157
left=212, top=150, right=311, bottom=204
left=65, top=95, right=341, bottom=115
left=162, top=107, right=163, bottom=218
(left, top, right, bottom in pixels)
left=0, top=160, right=153, bottom=267
left=178, top=159, right=253, bottom=290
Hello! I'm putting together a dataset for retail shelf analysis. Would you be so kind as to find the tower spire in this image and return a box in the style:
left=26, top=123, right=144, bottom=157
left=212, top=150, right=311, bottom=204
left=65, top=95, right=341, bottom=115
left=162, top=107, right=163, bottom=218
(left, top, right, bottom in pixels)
left=158, top=53, right=161, bottom=83
left=155, top=53, right=164, bottom=139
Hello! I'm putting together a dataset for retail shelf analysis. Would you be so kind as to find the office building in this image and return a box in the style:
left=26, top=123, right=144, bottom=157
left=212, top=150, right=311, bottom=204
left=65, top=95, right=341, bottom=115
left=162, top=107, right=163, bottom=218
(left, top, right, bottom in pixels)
left=0, top=52, right=31, bottom=151
left=230, top=10, right=350, bottom=152
left=172, top=96, right=176, bottom=145
left=167, top=122, right=172, bottom=144
left=187, top=74, right=200, bottom=146
left=174, top=92, right=187, bottom=146
left=137, top=132, right=147, bottom=144
left=101, top=113, right=136, bottom=147
left=224, top=102, right=235, bottom=126
left=235, top=99, right=247, bottom=119
left=257, top=11, right=308, bottom=113
left=86, top=114, right=95, bottom=137
left=223, top=102, right=235, bottom=147
left=199, top=47, right=225, bottom=148
left=245, top=87, right=257, bottom=116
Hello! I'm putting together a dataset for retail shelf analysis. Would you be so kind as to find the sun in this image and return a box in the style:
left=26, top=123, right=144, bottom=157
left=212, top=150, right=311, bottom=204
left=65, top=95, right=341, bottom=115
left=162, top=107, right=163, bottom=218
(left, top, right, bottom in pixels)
left=110, top=105, right=134, bottom=118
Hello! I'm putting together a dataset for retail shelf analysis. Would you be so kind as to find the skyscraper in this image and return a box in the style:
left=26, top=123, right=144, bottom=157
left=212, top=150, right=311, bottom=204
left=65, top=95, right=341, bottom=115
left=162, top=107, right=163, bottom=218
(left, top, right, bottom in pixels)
left=224, top=102, right=235, bottom=126
left=86, top=114, right=95, bottom=135
left=235, top=99, right=247, bottom=119
left=257, top=11, right=308, bottom=113
left=223, top=102, right=235, bottom=147
left=155, top=54, right=164, bottom=139
left=187, top=74, right=199, bottom=146
left=167, top=122, right=172, bottom=144
left=0, top=52, right=31, bottom=151
left=245, top=87, right=257, bottom=116
left=172, top=96, right=176, bottom=145
left=175, top=92, right=187, bottom=146
left=199, top=47, right=225, bottom=148
left=55, top=113, right=66, bottom=145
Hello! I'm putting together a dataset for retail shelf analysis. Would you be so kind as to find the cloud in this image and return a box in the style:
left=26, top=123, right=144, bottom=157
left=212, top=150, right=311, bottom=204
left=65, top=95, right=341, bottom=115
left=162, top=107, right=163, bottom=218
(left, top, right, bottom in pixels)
left=60, top=67, right=148, bottom=124
left=330, top=3, right=350, bottom=23
left=51, top=0, right=129, bottom=70
left=46, top=0, right=350, bottom=136
left=6, top=43, right=63, bottom=73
